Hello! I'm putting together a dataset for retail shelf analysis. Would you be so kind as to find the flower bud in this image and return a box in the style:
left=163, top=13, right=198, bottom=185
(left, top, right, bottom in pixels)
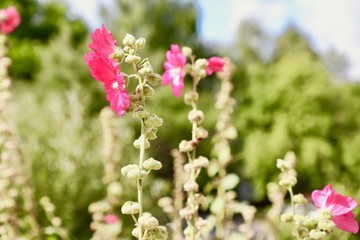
left=143, top=158, right=162, bottom=171
left=183, top=180, right=199, bottom=192
left=303, top=217, right=317, bottom=229
left=139, top=66, right=153, bottom=75
left=276, top=159, right=290, bottom=171
left=135, top=37, right=146, bottom=49
left=293, top=193, right=307, bottom=205
left=279, top=175, right=297, bottom=188
left=182, top=46, right=192, bottom=57
left=145, top=115, right=163, bottom=127
left=110, top=47, right=125, bottom=63
left=179, top=207, right=193, bottom=219
left=143, top=84, right=155, bottom=97
left=319, top=209, right=332, bottom=220
left=121, top=201, right=139, bottom=214
left=132, top=109, right=149, bottom=119
left=127, top=168, right=148, bottom=180
left=309, top=229, right=327, bottom=239
left=132, top=227, right=139, bottom=238
left=194, top=127, right=208, bottom=140
left=145, top=127, right=157, bottom=140
left=107, top=182, right=123, bottom=197
left=184, top=91, right=199, bottom=106
left=188, top=110, right=204, bottom=124
left=125, top=54, right=141, bottom=64
left=318, top=219, right=335, bottom=233
left=121, top=164, right=138, bottom=177
left=138, top=214, right=159, bottom=229
left=148, top=73, right=162, bottom=86
left=179, top=140, right=194, bottom=152
left=133, top=137, right=150, bottom=149
left=123, top=33, right=136, bottom=46
left=280, top=212, right=294, bottom=223
left=193, top=156, right=209, bottom=169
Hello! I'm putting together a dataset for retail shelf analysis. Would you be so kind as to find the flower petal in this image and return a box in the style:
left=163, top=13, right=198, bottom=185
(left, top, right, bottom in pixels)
left=333, top=212, right=359, bottom=234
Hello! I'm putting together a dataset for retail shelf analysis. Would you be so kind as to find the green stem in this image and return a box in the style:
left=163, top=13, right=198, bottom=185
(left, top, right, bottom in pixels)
left=288, top=187, right=300, bottom=240
left=137, top=123, right=146, bottom=240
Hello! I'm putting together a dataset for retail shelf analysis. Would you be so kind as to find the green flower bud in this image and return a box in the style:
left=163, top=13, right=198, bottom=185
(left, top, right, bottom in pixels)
left=121, top=201, right=139, bottom=214
left=138, top=214, right=159, bottom=230
left=145, top=127, right=157, bottom=140
left=143, top=84, right=155, bottom=97
left=147, top=73, right=162, bottom=86
left=125, top=54, right=141, bottom=64
left=309, top=229, right=327, bottom=239
left=318, top=219, right=335, bottom=233
left=135, top=37, right=146, bottom=49
left=276, top=159, right=290, bottom=171
left=110, top=47, right=125, bottom=63
left=144, top=115, right=163, bottom=127
left=123, top=33, right=136, bottom=46
left=132, top=227, right=139, bottom=238
left=121, top=164, right=138, bottom=177
left=133, top=137, right=150, bottom=149
left=188, top=110, right=204, bottom=124
left=303, top=217, right=318, bottom=229
left=184, top=91, right=199, bottom=106
left=127, top=168, right=148, bottom=179
left=297, top=226, right=309, bottom=238
left=133, top=109, right=149, bottom=119
left=145, top=226, right=168, bottom=240
left=280, top=212, right=294, bottom=223
left=293, top=193, right=307, bottom=205
left=279, top=175, right=297, bottom=188
left=182, top=46, right=192, bottom=57
left=143, top=158, right=162, bottom=171
left=319, top=209, right=332, bottom=220
left=179, top=140, right=194, bottom=152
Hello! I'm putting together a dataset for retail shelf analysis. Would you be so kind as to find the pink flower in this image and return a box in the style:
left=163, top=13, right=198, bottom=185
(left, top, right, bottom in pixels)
left=104, top=214, right=119, bottom=225
left=206, top=56, right=225, bottom=75
left=162, top=44, right=186, bottom=98
left=104, top=73, right=130, bottom=117
left=85, top=52, right=130, bottom=116
left=311, top=184, right=358, bottom=233
left=0, top=6, right=21, bottom=34
left=88, top=24, right=117, bottom=57
left=85, top=53, right=119, bottom=83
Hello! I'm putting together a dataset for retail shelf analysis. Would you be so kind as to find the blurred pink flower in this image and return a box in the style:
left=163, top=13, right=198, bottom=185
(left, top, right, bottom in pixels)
left=89, top=24, right=117, bottom=57
left=206, top=56, right=225, bottom=75
left=0, top=6, right=21, bottom=34
left=85, top=53, right=119, bottom=83
left=162, top=44, right=186, bottom=98
left=104, top=73, right=130, bottom=117
left=312, top=184, right=358, bottom=233
left=104, top=214, right=120, bottom=225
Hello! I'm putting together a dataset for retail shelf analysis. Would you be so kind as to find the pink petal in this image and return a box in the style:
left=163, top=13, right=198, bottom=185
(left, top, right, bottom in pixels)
left=89, top=23, right=117, bottom=56
left=333, top=212, right=359, bottom=234
left=85, top=53, right=119, bottom=83
left=311, top=184, right=333, bottom=209
left=327, top=190, right=357, bottom=216
left=0, top=6, right=21, bottom=34
left=206, top=56, right=225, bottom=75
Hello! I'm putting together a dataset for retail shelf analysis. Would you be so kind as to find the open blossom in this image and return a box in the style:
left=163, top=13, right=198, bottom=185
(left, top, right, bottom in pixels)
left=206, top=56, right=225, bottom=75
left=0, top=6, right=21, bottom=34
left=85, top=53, right=119, bottom=83
left=312, top=184, right=359, bottom=233
left=104, top=214, right=120, bottom=225
left=89, top=24, right=117, bottom=57
left=104, top=73, right=130, bottom=117
left=162, top=44, right=186, bottom=98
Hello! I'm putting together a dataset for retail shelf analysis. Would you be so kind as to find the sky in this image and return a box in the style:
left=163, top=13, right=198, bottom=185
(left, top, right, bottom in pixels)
left=63, top=0, right=360, bottom=80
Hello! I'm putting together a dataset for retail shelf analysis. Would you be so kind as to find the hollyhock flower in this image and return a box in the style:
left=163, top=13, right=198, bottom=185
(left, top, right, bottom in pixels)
left=311, top=184, right=358, bottom=233
left=104, top=214, right=120, bottom=225
left=162, top=44, right=186, bottom=98
left=89, top=24, right=117, bottom=57
left=103, top=73, right=130, bottom=117
left=85, top=52, right=130, bottom=116
left=206, top=56, right=225, bottom=75
left=0, top=6, right=21, bottom=34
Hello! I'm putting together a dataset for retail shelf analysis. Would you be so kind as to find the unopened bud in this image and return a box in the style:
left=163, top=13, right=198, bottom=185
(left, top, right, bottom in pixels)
left=133, top=137, right=150, bottom=149
left=110, top=47, right=125, bottom=63
left=143, top=84, right=155, bottom=97
left=123, top=33, right=136, bottom=46
left=143, top=158, right=162, bottom=171
left=121, top=164, right=138, bottom=177
left=309, top=229, right=327, bottom=239
left=303, top=217, right=317, bottom=229
left=276, top=159, right=290, bottom=171
left=319, top=209, right=332, bottom=220
left=132, top=227, right=139, bottom=238
left=179, top=140, right=194, bottom=152
left=195, top=127, right=208, bottom=140
left=107, top=182, right=123, bottom=196
left=279, top=175, right=297, bottom=188
left=138, top=214, right=159, bottom=230
left=127, top=168, right=148, bottom=180
left=135, top=37, right=146, bottom=49
left=148, top=73, right=162, bottom=86
left=280, top=212, right=294, bottom=223
left=193, top=156, right=209, bottom=169
left=125, top=54, right=141, bottom=64
left=182, top=47, right=192, bottom=57
left=188, top=110, right=204, bottom=124
left=293, top=193, right=307, bottom=205
left=121, top=201, right=139, bottom=214
left=184, top=91, right=198, bottom=106
left=318, top=219, right=335, bottom=232
left=145, top=115, right=163, bottom=127
left=183, top=180, right=199, bottom=192
left=179, top=207, right=193, bottom=219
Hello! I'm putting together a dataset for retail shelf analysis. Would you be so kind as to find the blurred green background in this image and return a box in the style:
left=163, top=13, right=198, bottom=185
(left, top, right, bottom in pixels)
left=1, top=0, right=360, bottom=239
